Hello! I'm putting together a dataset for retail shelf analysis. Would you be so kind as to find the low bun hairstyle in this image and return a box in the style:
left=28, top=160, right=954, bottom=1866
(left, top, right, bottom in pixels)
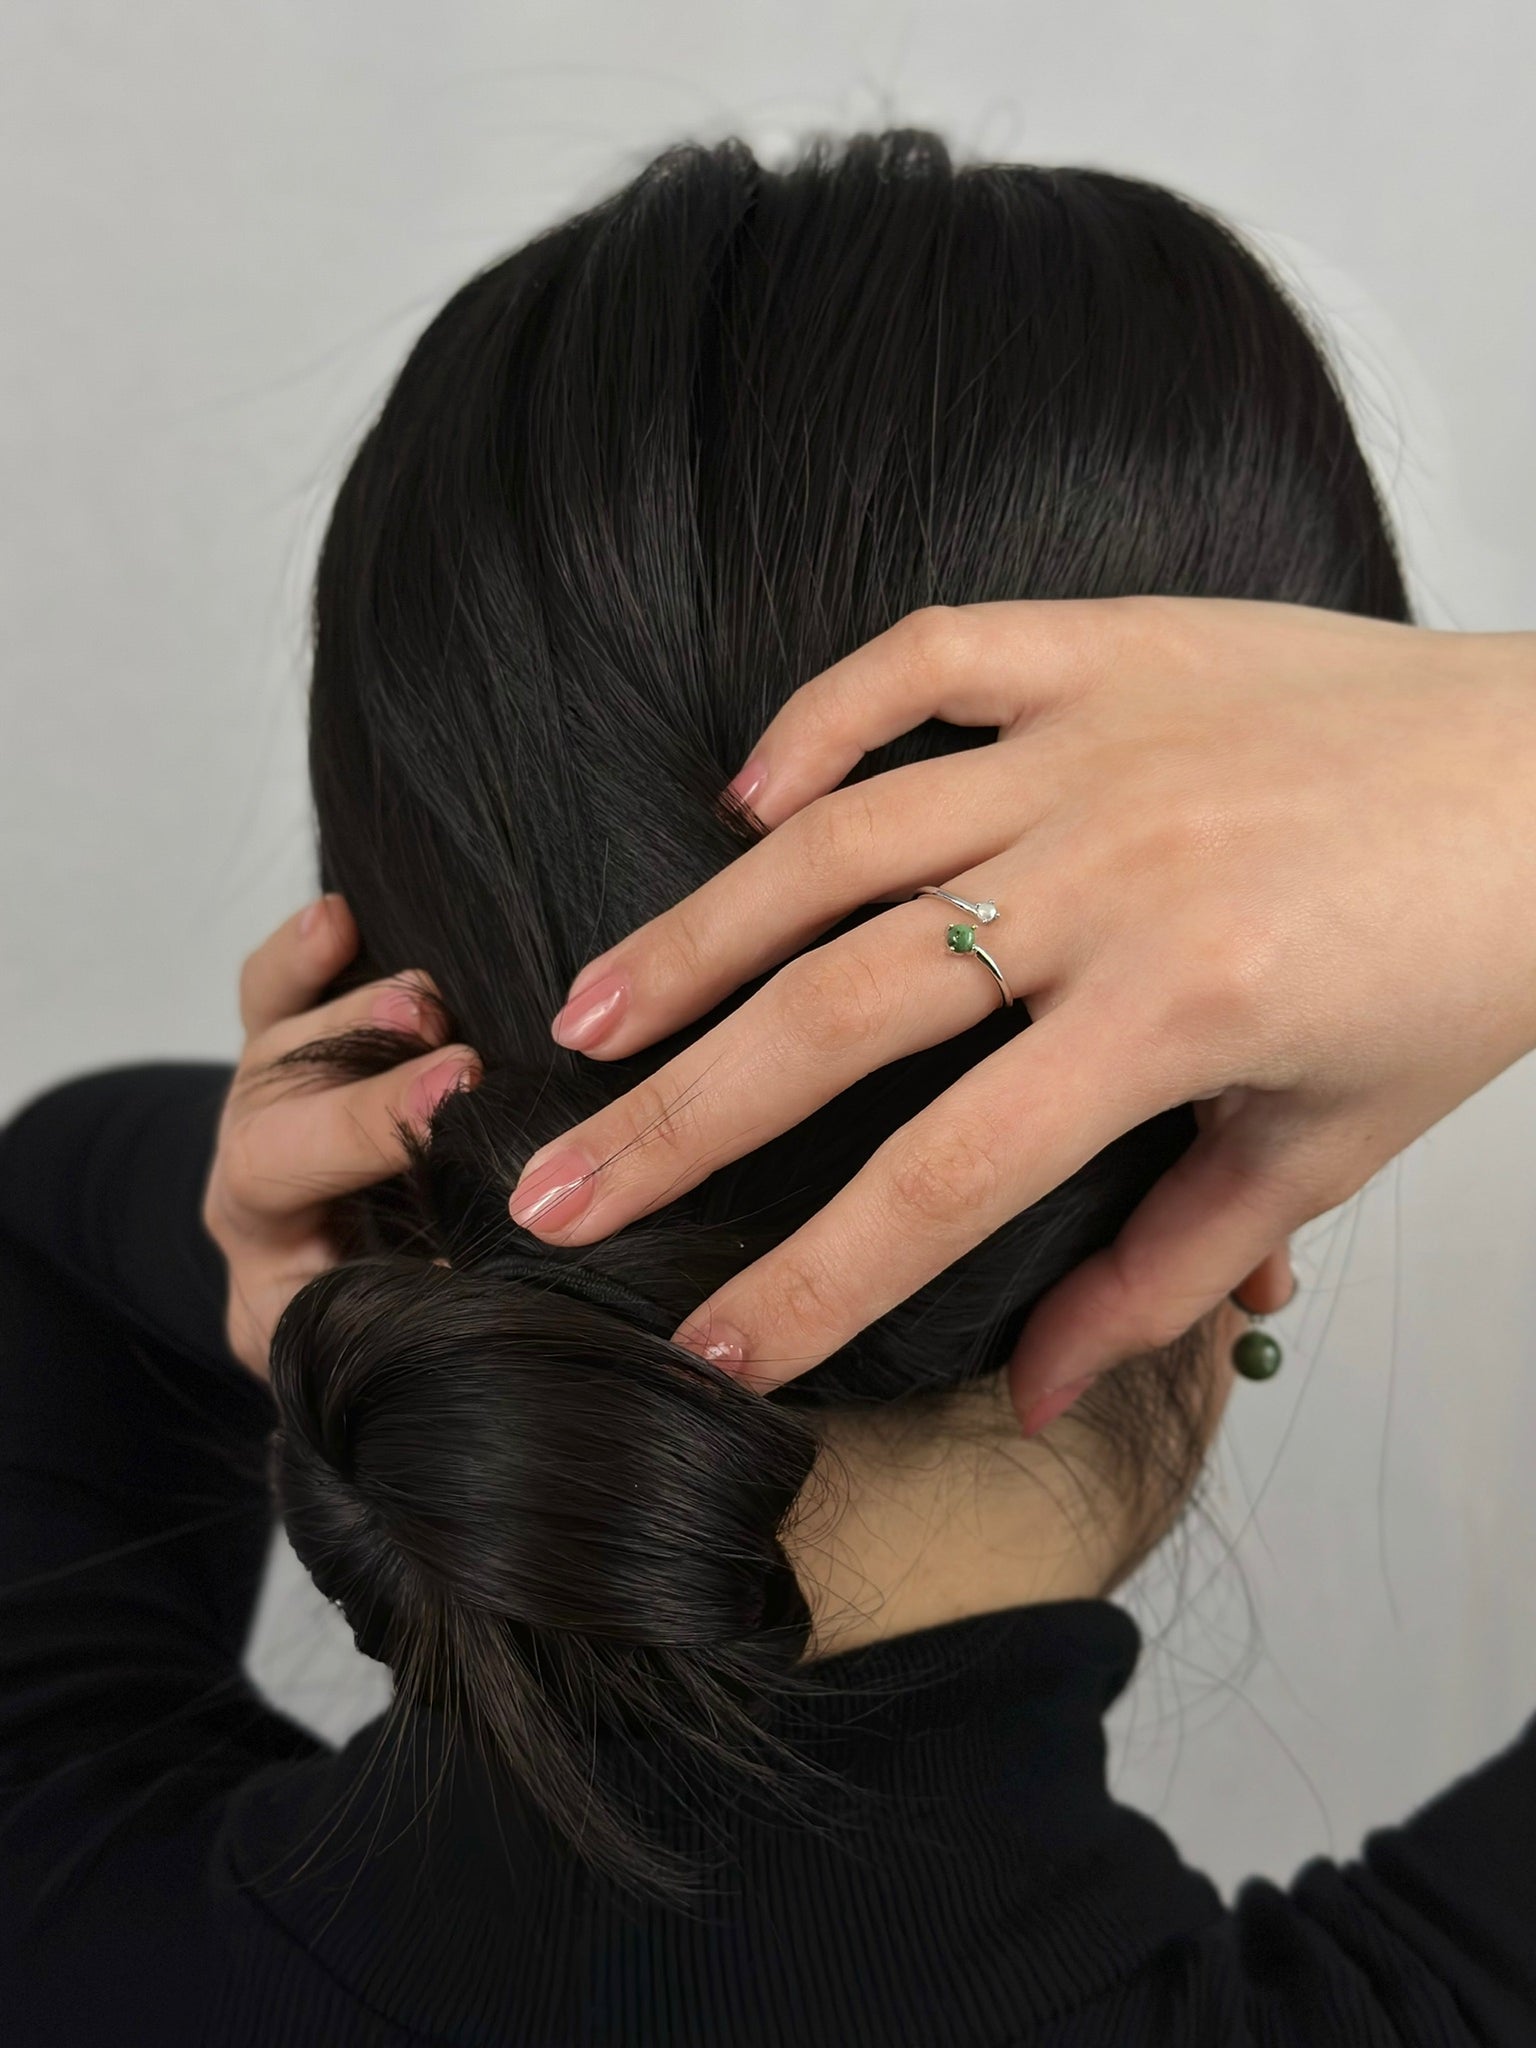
left=265, top=128, right=1410, bottom=1898
left=274, top=1260, right=817, bottom=1654
left=270, top=1243, right=822, bottom=1888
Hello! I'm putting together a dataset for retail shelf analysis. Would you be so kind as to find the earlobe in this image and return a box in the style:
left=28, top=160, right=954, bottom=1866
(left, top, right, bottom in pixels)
left=1230, top=1243, right=1295, bottom=1317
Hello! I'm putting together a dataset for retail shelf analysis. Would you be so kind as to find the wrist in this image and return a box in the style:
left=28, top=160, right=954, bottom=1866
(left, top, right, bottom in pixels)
left=1461, top=630, right=1536, bottom=1062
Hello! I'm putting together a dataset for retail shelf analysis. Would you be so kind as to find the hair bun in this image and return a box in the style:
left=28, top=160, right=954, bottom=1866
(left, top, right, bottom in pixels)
left=268, top=1251, right=827, bottom=1890
left=271, top=1252, right=818, bottom=1653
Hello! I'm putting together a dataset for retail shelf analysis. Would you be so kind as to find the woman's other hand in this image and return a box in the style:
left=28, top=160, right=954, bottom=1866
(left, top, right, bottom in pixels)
left=202, top=895, right=481, bottom=1378
left=506, top=597, right=1536, bottom=1423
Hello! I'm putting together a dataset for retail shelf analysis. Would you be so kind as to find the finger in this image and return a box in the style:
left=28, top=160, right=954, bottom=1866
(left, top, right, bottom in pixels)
left=224, top=1044, right=481, bottom=1219
left=553, top=746, right=1040, bottom=1059
left=723, top=596, right=1138, bottom=831
left=252, top=965, right=451, bottom=1064
left=512, top=878, right=1065, bottom=1245
left=556, top=596, right=1143, bottom=1049
left=224, top=1229, right=335, bottom=1379
left=662, top=995, right=1183, bottom=1389
left=1005, top=1113, right=1323, bottom=1428
left=239, top=894, right=358, bottom=1039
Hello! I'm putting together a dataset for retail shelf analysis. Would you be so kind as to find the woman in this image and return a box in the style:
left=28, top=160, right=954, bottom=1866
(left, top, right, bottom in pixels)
left=2, top=128, right=1534, bottom=2045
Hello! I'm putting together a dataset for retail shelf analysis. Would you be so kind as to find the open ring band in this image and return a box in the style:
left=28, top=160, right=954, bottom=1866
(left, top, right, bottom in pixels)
left=914, top=885, right=1015, bottom=1010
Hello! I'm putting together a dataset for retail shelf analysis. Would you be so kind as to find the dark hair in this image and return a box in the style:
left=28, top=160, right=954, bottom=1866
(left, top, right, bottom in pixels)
left=265, top=128, right=1409, bottom=1898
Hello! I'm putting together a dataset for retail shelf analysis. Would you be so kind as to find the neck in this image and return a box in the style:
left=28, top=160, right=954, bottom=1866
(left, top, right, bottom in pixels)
left=788, top=1373, right=1137, bottom=1661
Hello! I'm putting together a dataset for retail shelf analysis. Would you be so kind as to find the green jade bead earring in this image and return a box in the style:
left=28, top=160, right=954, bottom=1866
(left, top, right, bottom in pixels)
left=1229, top=1290, right=1284, bottom=1380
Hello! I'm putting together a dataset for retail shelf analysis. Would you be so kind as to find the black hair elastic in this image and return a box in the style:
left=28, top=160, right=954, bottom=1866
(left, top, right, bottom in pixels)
left=476, top=1249, right=679, bottom=1340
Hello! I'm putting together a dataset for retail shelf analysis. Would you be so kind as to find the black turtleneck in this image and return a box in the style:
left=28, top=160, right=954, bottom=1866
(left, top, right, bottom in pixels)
left=2, top=1061, right=1534, bottom=2047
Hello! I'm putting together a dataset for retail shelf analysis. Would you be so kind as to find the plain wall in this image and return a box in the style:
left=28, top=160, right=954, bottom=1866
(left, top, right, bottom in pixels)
left=3, top=0, right=1534, bottom=1898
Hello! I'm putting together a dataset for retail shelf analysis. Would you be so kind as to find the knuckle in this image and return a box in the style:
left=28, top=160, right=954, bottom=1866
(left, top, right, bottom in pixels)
left=887, top=1125, right=1002, bottom=1231
left=1110, top=592, right=1182, bottom=662
left=893, top=603, right=966, bottom=681
left=760, top=1252, right=845, bottom=1347
left=1166, top=923, right=1279, bottom=1054
left=603, top=1073, right=706, bottom=1181
left=644, top=914, right=709, bottom=1001
left=792, top=787, right=881, bottom=883
left=1070, top=595, right=1183, bottom=700
left=779, top=946, right=889, bottom=1057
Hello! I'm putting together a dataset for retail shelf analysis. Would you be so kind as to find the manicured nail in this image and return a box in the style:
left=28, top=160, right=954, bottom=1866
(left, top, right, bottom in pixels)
left=508, top=1147, right=595, bottom=1233
left=551, top=970, right=628, bottom=1051
left=372, top=985, right=426, bottom=1034
left=409, top=1055, right=477, bottom=1125
left=726, top=756, right=768, bottom=810
left=671, top=1315, right=747, bottom=1368
left=564, top=950, right=617, bottom=1004
left=1019, top=1373, right=1100, bottom=1440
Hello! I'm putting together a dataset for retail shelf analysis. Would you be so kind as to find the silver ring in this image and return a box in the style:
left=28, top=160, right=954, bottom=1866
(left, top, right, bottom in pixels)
left=914, top=885, right=1014, bottom=1010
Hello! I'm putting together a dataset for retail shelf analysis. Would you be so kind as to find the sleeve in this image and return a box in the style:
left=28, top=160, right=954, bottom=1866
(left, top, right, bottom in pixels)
left=0, top=1059, right=241, bottom=1371
left=0, top=1064, right=327, bottom=2042
left=1220, top=1722, right=1536, bottom=2044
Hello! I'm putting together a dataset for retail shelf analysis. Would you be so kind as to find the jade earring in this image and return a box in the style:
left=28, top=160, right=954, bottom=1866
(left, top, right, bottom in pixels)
left=1229, top=1289, right=1284, bottom=1380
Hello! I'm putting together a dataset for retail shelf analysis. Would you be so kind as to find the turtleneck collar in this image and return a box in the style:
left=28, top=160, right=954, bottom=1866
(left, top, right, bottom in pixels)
left=230, top=1599, right=1221, bottom=2047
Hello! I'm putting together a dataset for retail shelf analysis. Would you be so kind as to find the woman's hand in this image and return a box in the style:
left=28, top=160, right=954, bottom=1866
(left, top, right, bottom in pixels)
left=202, top=895, right=481, bottom=1378
left=505, top=597, right=1536, bottom=1424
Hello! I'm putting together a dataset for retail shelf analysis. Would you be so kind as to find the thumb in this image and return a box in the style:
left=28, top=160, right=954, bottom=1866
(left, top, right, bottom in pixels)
left=1007, top=1107, right=1305, bottom=1432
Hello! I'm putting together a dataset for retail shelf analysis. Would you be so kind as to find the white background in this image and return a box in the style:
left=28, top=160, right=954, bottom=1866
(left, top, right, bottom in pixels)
left=3, top=0, right=1534, bottom=1897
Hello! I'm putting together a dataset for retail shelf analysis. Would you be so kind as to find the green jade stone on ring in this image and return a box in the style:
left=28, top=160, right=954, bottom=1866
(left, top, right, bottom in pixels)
left=1232, top=1328, right=1283, bottom=1381
left=946, top=923, right=977, bottom=954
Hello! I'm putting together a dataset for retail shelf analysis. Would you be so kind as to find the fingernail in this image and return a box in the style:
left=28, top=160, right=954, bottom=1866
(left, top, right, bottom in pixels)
left=409, top=1055, right=477, bottom=1125
left=726, top=756, right=768, bottom=810
left=1019, top=1373, right=1100, bottom=1440
left=564, top=950, right=618, bottom=1005
left=672, top=1315, right=748, bottom=1368
left=508, top=1147, right=595, bottom=1233
left=551, top=970, right=628, bottom=1051
left=372, top=985, right=425, bottom=1034
left=299, top=893, right=340, bottom=939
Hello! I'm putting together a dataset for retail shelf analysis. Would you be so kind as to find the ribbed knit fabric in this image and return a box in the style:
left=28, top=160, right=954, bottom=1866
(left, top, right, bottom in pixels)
left=2, top=1062, right=1534, bottom=2047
